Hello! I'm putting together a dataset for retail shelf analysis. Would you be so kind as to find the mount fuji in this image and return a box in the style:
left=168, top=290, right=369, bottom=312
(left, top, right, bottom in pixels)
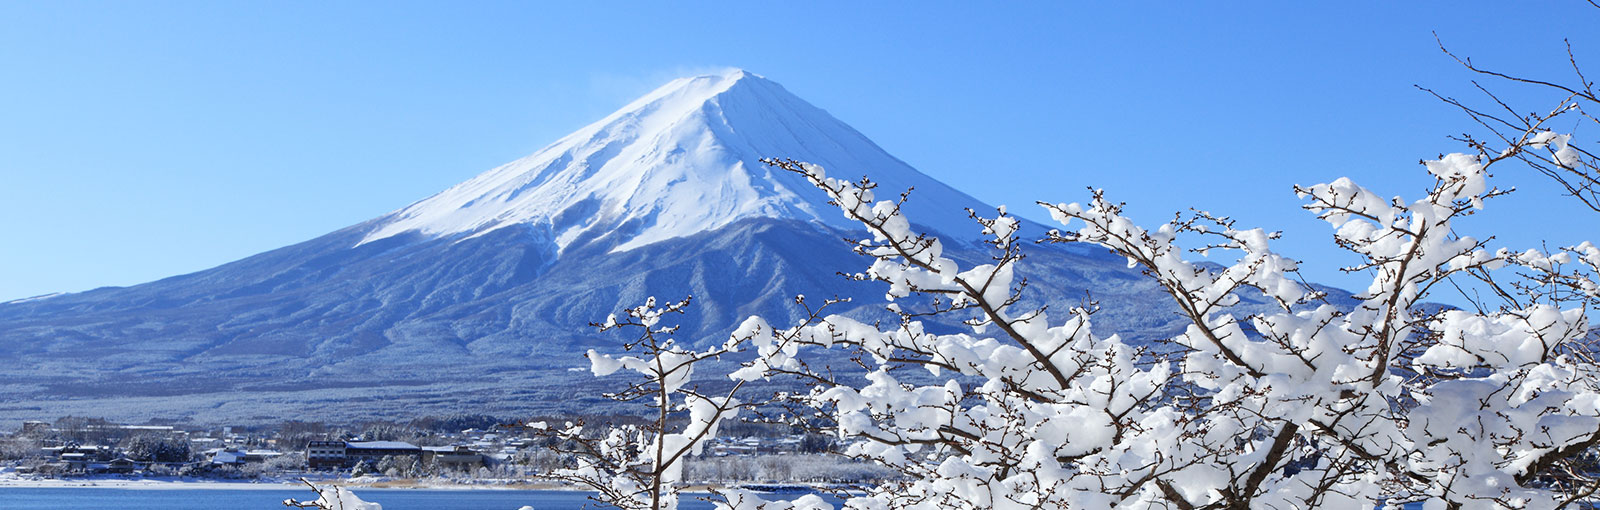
left=0, top=70, right=1303, bottom=425
left=360, top=70, right=981, bottom=253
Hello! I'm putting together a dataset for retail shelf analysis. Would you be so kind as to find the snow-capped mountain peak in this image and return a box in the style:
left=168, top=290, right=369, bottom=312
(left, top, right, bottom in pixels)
left=360, top=68, right=989, bottom=252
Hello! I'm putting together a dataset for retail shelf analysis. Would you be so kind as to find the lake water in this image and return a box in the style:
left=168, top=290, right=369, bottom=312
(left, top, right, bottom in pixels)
left=0, top=487, right=827, bottom=510
left=0, top=487, right=1435, bottom=509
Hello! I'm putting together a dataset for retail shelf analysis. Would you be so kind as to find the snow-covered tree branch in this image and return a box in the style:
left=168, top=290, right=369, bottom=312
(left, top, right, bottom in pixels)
left=754, top=138, right=1598, bottom=509
left=525, top=296, right=841, bottom=510
left=1429, top=14, right=1600, bottom=215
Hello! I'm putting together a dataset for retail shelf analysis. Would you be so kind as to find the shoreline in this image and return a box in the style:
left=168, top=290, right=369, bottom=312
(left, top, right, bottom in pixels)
left=0, top=476, right=574, bottom=491
left=0, top=478, right=303, bottom=490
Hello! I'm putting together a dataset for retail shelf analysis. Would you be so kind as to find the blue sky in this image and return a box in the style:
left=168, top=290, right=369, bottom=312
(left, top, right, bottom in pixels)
left=1, top=2, right=1596, bottom=302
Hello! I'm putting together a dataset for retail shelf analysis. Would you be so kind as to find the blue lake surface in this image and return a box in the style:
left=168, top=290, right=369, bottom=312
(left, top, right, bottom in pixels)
left=0, top=487, right=1431, bottom=509
left=0, top=487, right=820, bottom=510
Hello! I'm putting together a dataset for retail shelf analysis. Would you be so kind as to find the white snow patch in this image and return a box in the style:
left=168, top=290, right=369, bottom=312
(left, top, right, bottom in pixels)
left=4, top=292, right=66, bottom=305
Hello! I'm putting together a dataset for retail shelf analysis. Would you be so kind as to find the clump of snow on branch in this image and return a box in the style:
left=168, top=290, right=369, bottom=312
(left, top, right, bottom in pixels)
left=283, top=479, right=382, bottom=510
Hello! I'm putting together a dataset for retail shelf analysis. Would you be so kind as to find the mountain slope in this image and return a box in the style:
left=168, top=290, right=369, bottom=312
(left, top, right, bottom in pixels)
left=0, top=70, right=1304, bottom=425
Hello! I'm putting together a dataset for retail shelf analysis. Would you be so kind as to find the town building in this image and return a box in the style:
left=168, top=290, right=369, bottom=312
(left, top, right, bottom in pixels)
left=307, top=440, right=347, bottom=470
left=346, top=440, right=421, bottom=467
left=422, top=445, right=484, bottom=470
left=20, top=421, right=49, bottom=435
left=306, top=440, right=422, bottom=469
left=208, top=448, right=283, bottom=465
left=105, top=457, right=136, bottom=474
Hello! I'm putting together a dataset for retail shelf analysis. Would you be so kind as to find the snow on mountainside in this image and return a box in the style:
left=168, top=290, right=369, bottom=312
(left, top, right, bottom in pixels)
left=361, top=69, right=988, bottom=252
left=0, top=70, right=1343, bottom=425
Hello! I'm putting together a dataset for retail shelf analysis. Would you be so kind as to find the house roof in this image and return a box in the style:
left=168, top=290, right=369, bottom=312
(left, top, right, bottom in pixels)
left=347, top=441, right=419, bottom=450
